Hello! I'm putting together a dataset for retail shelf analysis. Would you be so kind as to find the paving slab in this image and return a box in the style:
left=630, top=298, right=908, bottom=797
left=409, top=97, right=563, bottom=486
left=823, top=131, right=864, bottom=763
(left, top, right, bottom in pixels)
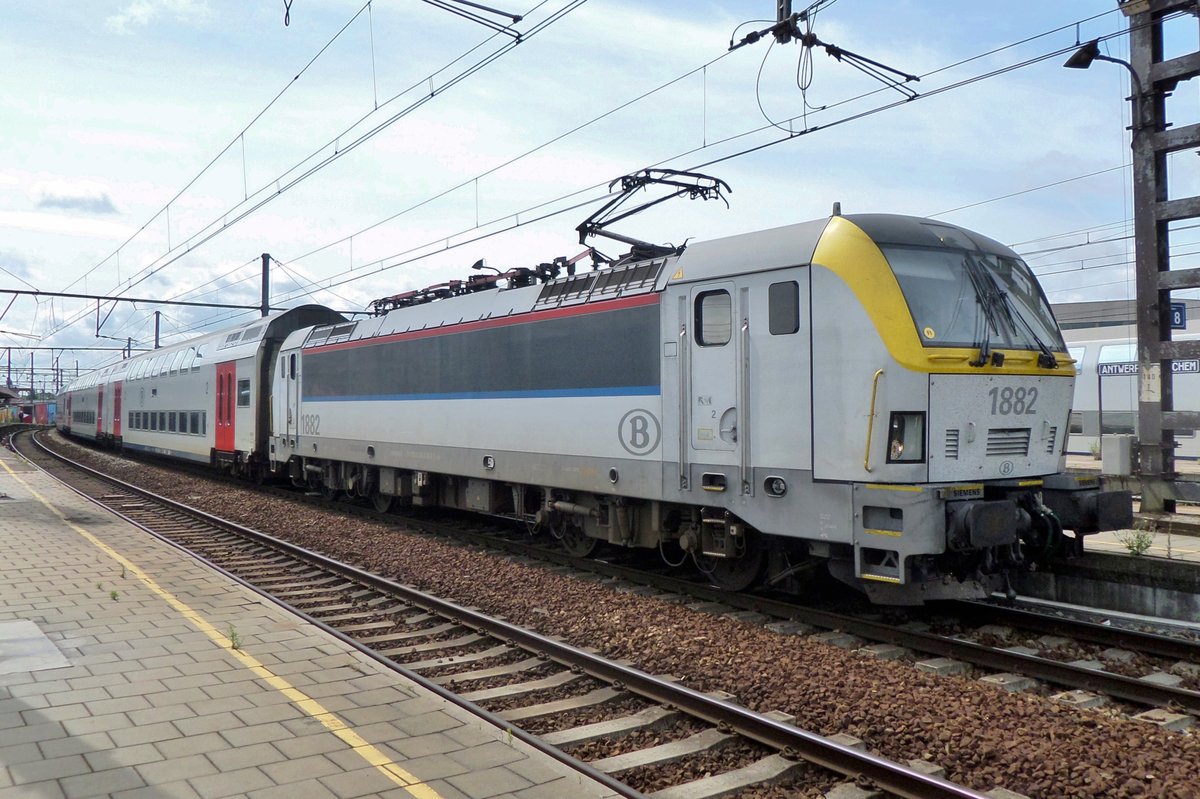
left=0, top=444, right=618, bottom=799
left=0, top=620, right=72, bottom=675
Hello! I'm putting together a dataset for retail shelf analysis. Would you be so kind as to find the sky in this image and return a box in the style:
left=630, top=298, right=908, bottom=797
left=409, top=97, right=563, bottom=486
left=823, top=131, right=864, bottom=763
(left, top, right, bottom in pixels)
left=2, top=0, right=1196, bottom=391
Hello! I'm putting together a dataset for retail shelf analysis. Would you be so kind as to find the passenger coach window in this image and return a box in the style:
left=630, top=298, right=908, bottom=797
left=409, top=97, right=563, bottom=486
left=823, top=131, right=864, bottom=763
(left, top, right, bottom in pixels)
left=695, top=290, right=732, bottom=346
left=768, top=281, right=799, bottom=335
left=237, top=379, right=251, bottom=407
left=289, top=353, right=296, bottom=379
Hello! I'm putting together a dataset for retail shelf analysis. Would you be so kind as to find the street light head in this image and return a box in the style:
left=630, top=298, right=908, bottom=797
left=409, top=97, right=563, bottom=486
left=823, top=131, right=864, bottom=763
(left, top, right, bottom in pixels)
left=1064, top=40, right=1101, bottom=70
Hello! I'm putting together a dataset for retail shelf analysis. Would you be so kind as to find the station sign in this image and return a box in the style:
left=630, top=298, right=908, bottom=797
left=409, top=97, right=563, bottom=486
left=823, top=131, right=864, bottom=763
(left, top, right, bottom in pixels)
left=1170, top=301, right=1187, bottom=330
left=1099, top=359, right=1200, bottom=376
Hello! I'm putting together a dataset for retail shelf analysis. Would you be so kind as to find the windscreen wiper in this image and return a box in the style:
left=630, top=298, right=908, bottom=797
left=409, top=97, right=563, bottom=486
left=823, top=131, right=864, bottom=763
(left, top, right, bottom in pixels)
left=960, top=255, right=1002, bottom=367
left=999, top=293, right=1058, bottom=369
left=969, top=254, right=1058, bottom=369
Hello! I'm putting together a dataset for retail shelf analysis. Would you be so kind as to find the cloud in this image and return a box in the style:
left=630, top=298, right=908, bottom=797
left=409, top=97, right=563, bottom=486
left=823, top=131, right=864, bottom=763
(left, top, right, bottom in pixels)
left=36, top=182, right=119, bottom=215
left=0, top=210, right=131, bottom=240
left=0, top=249, right=32, bottom=278
left=106, top=0, right=210, bottom=34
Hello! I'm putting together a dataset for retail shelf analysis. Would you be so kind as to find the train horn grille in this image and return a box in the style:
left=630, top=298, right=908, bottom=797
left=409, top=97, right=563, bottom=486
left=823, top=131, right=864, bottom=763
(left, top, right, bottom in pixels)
left=1045, top=426, right=1058, bottom=454
left=987, top=428, right=1031, bottom=457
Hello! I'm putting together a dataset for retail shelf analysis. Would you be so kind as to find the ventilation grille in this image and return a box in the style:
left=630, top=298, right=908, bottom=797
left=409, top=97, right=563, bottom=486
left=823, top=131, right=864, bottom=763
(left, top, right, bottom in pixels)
left=987, top=428, right=1031, bottom=457
left=305, top=322, right=359, bottom=348
left=1045, top=426, right=1058, bottom=454
left=944, top=429, right=960, bottom=460
left=535, top=258, right=665, bottom=308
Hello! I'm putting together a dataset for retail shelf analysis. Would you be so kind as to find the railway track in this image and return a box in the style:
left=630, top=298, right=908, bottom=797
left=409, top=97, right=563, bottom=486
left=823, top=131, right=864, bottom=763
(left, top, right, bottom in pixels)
left=16, top=430, right=994, bottom=799
left=33, top=430, right=1200, bottom=722
left=552, top=564, right=1200, bottom=718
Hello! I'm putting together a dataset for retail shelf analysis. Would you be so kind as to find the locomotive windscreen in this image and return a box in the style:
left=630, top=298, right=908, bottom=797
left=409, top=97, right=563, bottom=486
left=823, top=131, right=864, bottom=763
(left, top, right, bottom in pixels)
left=883, top=246, right=1064, bottom=353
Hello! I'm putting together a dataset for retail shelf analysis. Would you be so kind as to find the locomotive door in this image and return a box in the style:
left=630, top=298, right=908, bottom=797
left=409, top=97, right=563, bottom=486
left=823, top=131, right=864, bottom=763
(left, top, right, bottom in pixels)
left=688, top=282, right=741, bottom=455
left=96, top=385, right=104, bottom=436
left=113, top=382, right=122, bottom=439
left=285, top=352, right=298, bottom=443
left=215, top=361, right=236, bottom=452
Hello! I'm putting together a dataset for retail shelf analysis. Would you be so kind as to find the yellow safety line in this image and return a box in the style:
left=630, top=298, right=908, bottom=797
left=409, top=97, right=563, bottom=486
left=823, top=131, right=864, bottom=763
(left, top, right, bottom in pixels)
left=0, top=459, right=443, bottom=799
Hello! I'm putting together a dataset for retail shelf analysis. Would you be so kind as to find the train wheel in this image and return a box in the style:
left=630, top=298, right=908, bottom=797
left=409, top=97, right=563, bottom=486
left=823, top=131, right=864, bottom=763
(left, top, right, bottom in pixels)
left=321, top=483, right=340, bottom=502
left=701, top=532, right=765, bottom=592
left=558, top=523, right=598, bottom=558
left=371, top=492, right=394, bottom=513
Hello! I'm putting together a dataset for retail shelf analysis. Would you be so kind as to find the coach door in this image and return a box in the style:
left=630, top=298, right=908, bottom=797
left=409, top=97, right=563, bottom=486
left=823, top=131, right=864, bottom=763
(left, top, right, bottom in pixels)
left=686, top=282, right=751, bottom=493
left=286, top=352, right=299, bottom=443
left=96, top=386, right=104, bottom=436
left=113, top=382, right=122, bottom=439
left=215, top=361, right=236, bottom=452
left=273, top=350, right=300, bottom=446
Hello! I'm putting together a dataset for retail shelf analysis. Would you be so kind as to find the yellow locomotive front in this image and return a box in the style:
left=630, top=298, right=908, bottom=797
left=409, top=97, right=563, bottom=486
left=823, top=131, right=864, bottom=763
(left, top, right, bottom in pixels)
left=809, top=215, right=1131, bottom=603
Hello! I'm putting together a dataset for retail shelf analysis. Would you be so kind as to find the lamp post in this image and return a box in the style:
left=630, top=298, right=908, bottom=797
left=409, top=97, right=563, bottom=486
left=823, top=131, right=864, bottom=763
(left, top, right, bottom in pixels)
left=1063, top=39, right=1149, bottom=135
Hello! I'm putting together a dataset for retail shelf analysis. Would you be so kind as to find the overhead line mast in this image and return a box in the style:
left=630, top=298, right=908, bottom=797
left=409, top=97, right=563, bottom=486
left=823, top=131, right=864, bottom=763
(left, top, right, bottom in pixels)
left=1123, top=0, right=1200, bottom=510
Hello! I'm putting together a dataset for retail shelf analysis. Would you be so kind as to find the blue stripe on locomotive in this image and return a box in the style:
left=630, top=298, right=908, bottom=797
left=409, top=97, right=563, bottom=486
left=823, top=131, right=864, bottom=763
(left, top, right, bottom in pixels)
left=301, top=301, right=661, bottom=402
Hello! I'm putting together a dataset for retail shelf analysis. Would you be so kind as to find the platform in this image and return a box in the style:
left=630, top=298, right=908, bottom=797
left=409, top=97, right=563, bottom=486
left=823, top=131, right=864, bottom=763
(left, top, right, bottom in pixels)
left=1064, top=454, right=1200, bottom=562
left=0, top=444, right=617, bottom=799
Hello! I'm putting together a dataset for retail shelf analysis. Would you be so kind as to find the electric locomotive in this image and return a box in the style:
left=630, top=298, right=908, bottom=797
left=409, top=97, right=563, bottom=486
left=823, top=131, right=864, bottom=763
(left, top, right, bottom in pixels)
left=56, top=169, right=1130, bottom=604
left=266, top=209, right=1130, bottom=604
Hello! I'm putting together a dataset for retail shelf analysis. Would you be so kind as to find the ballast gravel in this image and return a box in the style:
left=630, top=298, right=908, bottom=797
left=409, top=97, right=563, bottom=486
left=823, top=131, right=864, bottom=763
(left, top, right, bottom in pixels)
left=46, top=435, right=1200, bottom=799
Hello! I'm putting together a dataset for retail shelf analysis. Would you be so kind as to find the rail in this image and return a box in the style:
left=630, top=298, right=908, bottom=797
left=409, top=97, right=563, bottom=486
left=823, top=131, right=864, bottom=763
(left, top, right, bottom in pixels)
left=25, top=430, right=990, bottom=799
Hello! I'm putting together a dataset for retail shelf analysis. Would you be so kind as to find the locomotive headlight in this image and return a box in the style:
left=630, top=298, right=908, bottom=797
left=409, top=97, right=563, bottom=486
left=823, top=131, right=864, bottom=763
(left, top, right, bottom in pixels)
left=886, top=412, right=926, bottom=463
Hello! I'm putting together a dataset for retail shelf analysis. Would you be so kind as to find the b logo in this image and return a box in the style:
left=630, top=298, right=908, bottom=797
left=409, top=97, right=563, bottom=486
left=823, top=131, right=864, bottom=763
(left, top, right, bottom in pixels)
left=999, top=460, right=1014, bottom=476
left=618, top=409, right=661, bottom=456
